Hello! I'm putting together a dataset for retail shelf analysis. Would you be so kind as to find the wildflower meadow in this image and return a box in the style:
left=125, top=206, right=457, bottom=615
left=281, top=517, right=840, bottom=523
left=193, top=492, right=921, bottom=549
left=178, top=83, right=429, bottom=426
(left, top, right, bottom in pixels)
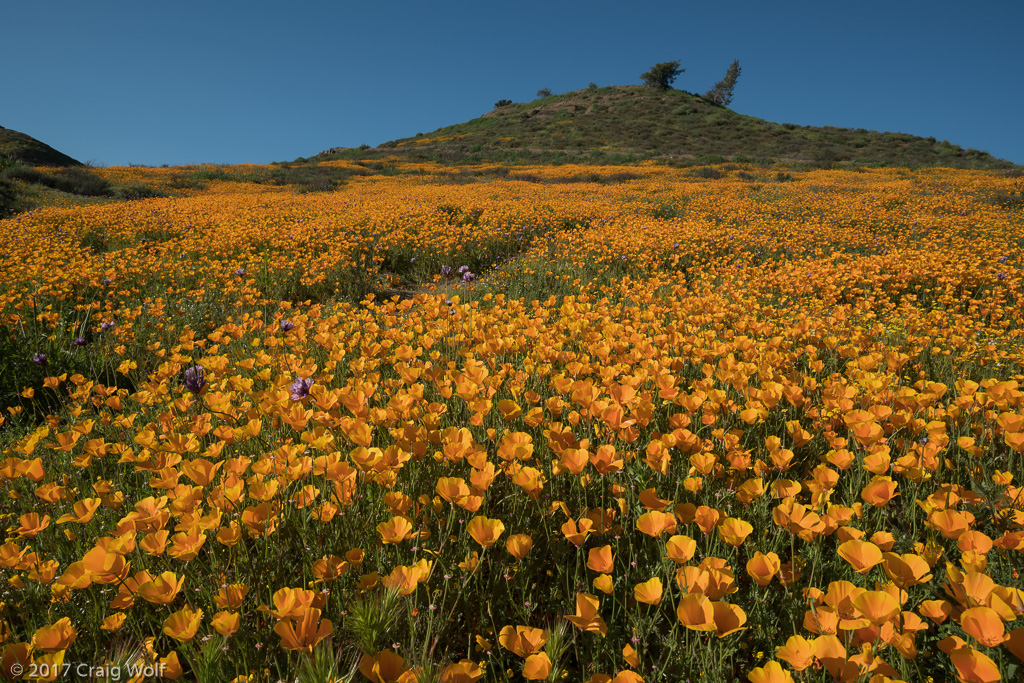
left=1, top=161, right=1023, bottom=682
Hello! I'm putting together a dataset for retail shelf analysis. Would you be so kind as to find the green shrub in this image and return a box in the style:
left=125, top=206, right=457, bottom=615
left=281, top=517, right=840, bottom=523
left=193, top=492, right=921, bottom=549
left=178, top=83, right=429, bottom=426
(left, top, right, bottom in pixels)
left=688, top=166, right=725, bottom=179
left=0, top=175, right=21, bottom=217
left=111, top=183, right=168, bottom=200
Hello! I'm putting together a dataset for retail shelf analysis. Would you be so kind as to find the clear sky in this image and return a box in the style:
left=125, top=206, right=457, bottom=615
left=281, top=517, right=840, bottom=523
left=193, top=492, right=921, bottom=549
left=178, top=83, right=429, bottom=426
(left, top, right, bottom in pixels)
left=3, top=1, right=1022, bottom=167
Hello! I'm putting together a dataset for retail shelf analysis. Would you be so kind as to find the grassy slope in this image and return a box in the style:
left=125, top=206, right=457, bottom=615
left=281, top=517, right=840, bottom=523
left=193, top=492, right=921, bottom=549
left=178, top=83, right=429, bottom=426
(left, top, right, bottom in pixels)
left=0, top=125, right=82, bottom=166
left=318, top=86, right=1015, bottom=168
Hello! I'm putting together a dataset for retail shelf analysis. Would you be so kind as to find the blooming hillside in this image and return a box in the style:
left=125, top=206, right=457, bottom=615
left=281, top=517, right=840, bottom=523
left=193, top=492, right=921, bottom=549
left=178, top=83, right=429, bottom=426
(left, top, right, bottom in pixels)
left=1, top=161, right=1023, bottom=682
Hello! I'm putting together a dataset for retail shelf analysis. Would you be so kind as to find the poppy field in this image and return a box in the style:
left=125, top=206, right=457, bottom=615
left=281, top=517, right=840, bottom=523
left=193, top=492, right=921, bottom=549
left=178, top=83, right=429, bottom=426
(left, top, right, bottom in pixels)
left=1, top=161, right=1023, bottom=682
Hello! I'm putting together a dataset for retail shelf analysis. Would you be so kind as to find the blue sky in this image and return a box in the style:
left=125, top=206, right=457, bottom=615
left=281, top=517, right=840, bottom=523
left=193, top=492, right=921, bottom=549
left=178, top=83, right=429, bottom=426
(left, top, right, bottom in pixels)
left=3, top=1, right=1022, bottom=166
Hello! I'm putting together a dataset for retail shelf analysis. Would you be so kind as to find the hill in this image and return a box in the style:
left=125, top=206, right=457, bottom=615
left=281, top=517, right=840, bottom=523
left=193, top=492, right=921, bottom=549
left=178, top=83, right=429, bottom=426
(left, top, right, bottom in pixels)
left=317, top=86, right=1014, bottom=168
left=0, top=125, right=82, bottom=166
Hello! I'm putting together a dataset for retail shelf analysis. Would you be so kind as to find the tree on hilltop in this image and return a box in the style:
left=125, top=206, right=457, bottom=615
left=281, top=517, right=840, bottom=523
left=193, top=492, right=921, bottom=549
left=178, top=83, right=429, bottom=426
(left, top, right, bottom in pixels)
left=705, top=60, right=741, bottom=106
left=641, top=61, right=684, bottom=90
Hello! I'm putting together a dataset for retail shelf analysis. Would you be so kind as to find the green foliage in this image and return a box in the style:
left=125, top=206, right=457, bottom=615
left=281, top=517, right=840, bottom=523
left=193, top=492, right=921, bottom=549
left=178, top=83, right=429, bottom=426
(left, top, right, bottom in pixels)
left=1, top=162, right=111, bottom=196
left=0, top=174, right=21, bottom=218
left=536, top=88, right=552, bottom=98
left=704, top=59, right=741, bottom=106
left=342, top=589, right=405, bottom=654
left=356, top=85, right=1015, bottom=168
left=641, top=60, right=684, bottom=90
left=0, top=125, right=82, bottom=166
left=494, top=99, right=513, bottom=108
left=110, top=183, right=168, bottom=200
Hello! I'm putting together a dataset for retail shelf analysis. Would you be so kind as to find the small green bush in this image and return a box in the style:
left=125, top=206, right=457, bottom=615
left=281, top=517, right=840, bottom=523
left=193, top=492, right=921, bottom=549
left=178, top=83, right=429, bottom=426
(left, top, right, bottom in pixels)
left=688, top=166, right=725, bottom=179
left=111, top=183, right=168, bottom=200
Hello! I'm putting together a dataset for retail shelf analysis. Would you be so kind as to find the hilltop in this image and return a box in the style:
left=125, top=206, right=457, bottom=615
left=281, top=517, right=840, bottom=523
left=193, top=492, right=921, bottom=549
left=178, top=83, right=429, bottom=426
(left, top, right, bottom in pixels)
left=0, top=125, right=82, bottom=166
left=316, top=85, right=1014, bottom=168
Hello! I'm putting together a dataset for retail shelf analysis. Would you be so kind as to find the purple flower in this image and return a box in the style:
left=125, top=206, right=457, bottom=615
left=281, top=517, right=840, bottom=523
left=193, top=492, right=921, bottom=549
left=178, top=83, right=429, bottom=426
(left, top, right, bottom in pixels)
left=997, top=272, right=1007, bottom=280
left=100, top=321, right=116, bottom=332
left=280, top=319, right=295, bottom=332
left=462, top=272, right=475, bottom=283
left=441, top=265, right=452, bottom=277
left=458, top=265, right=469, bottom=274
left=235, top=267, right=246, bottom=276
left=999, top=255, right=1009, bottom=264
left=102, top=278, right=112, bottom=286
left=290, top=377, right=314, bottom=401
left=184, top=365, right=206, bottom=394
left=73, top=337, right=87, bottom=347
left=32, top=353, right=47, bottom=367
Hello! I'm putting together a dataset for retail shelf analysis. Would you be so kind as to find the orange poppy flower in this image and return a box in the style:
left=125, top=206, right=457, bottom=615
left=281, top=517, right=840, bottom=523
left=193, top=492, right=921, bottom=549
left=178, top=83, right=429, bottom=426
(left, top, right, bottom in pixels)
left=523, top=652, right=552, bottom=681
left=747, top=661, right=794, bottom=683
left=636, top=511, right=677, bottom=538
left=163, top=606, right=203, bottom=642
left=269, top=587, right=317, bottom=619
left=837, top=540, right=883, bottom=575
left=927, top=509, right=971, bottom=539
left=100, top=612, right=126, bottom=632
left=676, top=593, right=715, bottom=631
left=499, top=625, right=548, bottom=658
left=949, top=643, right=1001, bottom=683
left=712, top=601, right=747, bottom=637
left=214, top=584, right=249, bottom=610
left=565, top=593, right=608, bottom=636
left=140, top=530, right=170, bottom=555
left=136, top=571, right=184, bottom=605
left=587, top=545, right=615, bottom=573
left=638, top=488, right=673, bottom=511
left=852, top=591, right=899, bottom=626
left=775, top=634, right=815, bottom=670
left=358, top=650, right=406, bottom=683
left=745, top=551, right=781, bottom=587
left=56, top=497, right=101, bottom=525
left=467, top=516, right=505, bottom=548
left=440, top=660, right=483, bottom=683
left=558, top=448, right=589, bottom=476
left=813, top=635, right=858, bottom=682
left=634, top=577, right=663, bottom=605
left=377, top=515, right=416, bottom=544
left=717, top=517, right=753, bottom=547
left=665, top=535, right=696, bottom=564
left=312, top=555, right=350, bottom=583
left=1005, top=628, right=1024, bottom=665
left=589, top=444, right=623, bottom=475
left=562, top=518, right=595, bottom=546
left=211, top=611, right=240, bottom=637
left=32, top=617, right=77, bottom=653
left=957, top=531, right=993, bottom=555
left=14, top=513, right=50, bottom=539
left=611, top=673, right=644, bottom=683
left=506, top=534, right=533, bottom=560
left=693, top=506, right=722, bottom=535
left=860, top=476, right=898, bottom=508
left=881, top=552, right=933, bottom=588
left=960, top=606, right=1006, bottom=648
left=168, top=529, right=207, bottom=561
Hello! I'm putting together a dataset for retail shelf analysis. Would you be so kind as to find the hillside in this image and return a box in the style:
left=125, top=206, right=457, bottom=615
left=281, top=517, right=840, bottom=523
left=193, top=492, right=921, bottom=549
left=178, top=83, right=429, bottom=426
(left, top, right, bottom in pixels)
left=0, top=125, right=82, bottom=166
left=317, top=86, right=1014, bottom=168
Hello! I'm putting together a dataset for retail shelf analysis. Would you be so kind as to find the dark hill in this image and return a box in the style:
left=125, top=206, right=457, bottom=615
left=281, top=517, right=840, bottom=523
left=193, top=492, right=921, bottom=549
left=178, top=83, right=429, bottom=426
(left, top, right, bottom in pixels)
left=0, top=125, right=82, bottom=166
left=318, top=86, right=1013, bottom=168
